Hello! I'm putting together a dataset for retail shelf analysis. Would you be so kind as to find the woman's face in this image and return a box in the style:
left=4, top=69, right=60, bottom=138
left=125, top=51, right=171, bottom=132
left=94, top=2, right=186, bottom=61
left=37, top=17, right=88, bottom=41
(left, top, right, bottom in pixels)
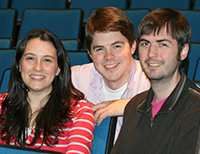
left=20, top=38, right=60, bottom=94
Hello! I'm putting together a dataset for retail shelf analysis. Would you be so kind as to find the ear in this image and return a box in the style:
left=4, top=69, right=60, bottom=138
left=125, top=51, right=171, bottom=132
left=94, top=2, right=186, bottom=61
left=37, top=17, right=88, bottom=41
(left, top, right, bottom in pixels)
left=87, top=49, right=93, bottom=60
left=180, top=43, right=189, bottom=61
left=56, top=67, right=60, bottom=76
left=130, top=40, right=136, bottom=55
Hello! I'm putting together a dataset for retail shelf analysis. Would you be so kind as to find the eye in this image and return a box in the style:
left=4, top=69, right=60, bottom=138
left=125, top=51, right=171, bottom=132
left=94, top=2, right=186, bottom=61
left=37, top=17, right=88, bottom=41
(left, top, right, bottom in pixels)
left=140, top=42, right=149, bottom=46
left=25, top=56, right=35, bottom=61
left=113, top=44, right=122, bottom=49
left=160, top=43, right=167, bottom=47
left=43, top=58, right=53, bottom=63
left=112, top=43, right=124, bottom=51
left=94, top=47, right=104, bottom=53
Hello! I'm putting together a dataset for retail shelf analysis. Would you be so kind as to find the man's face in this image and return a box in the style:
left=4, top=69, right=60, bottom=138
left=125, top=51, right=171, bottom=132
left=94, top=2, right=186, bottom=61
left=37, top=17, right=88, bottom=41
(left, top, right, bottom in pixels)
left=89, top=31, right=136, bottom=89
left=138, top=27, right=188, bottom=82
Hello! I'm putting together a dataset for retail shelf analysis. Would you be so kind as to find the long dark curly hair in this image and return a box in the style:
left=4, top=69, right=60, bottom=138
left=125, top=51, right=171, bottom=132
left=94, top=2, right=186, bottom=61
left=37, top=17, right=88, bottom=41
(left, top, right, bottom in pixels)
left=0, top=29, right=84, bottom=147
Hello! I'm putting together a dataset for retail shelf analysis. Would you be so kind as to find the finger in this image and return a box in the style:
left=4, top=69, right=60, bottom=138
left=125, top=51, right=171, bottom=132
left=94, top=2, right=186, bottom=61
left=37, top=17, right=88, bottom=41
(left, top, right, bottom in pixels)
left=96, top=111, right=109, bottom=126
left=90, top=103, right=95, bottom=108
left=94, top=108, right=105, bottom=121
left=93, top=103, right=106, bottom=112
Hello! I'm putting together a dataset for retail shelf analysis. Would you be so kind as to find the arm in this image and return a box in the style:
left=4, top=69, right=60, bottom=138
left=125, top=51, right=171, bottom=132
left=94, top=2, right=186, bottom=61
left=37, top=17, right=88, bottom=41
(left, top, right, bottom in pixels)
left=67, top=100, right=95, bottom=154
left=93, top=98, right=131, bottom=126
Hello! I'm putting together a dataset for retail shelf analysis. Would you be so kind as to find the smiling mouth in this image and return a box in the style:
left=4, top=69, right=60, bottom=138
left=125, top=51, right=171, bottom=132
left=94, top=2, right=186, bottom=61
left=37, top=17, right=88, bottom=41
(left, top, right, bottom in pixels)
left=30, top=75, right=45, bottom=79
left=148, top=63, right=160, bottom=67
left=104, top=63, right=119, bottom=68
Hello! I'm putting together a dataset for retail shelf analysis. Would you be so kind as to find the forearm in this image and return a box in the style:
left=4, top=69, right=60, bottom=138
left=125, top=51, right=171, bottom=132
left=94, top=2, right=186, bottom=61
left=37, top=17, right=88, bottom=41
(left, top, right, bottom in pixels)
left=93, top=98, right=131, bottom=125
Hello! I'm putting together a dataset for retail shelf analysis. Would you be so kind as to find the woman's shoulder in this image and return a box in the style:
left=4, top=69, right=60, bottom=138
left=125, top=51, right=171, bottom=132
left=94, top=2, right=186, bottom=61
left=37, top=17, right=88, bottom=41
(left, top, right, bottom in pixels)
left=71, top=99, right=93, bottom=113
left=0, top=94, right=8, bottom=112
left=0, top=93, right=8, bottom=102
left=70, top=99, right=94, bottom=126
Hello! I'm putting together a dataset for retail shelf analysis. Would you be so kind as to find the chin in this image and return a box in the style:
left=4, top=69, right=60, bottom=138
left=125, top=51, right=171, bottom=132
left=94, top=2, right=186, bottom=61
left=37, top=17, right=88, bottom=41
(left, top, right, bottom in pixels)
left=145, top=73, right=163, bottom=81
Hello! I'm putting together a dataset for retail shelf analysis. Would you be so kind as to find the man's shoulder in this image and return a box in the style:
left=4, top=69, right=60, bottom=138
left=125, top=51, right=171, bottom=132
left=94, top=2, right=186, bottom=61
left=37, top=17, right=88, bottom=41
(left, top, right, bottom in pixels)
left=71, top=63, right=103, bottom=93
left=185, top=77, right=200, bottom=100
left=127, top=90, right=149, bottom=108
left=71, top=63, right=94, bottom=73
left=71, top=63, right=99, bottom=77
left=123, top=90, right=149, bottom=119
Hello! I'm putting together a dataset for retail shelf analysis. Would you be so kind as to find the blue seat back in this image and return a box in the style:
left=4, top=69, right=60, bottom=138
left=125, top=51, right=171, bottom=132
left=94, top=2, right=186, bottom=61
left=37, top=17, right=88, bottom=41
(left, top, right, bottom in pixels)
left=0, top=143, right=62, bottom=154
left=18, top=9, right=83, bottom=40
left=0, top=49, right=15, bottom=79
left=70, top=0, right=127, bottom=23
left=193, top=0, right=200, bottom=10
left=67, top=51, right=92, bottom=66
left=130, top=0, right=191, bottom=9
left=91, top=117, right=117, bottom=154
left=11, top=0, right=67, bottom=22
left=193, top=58, right=200, bottom=81
left=0, top=8, right=17, bottom=38
left=176, top=9, right=200, bottom=42
left=0, top=49, right=15, bottom=93
left=0, top=68, right=10, bottom=93
left=123, top=9, right=150, bottom=39
left=187, top=43, right=200, bottom=80
left=61, top=39, right=81, bottom=51
left=0, top=38, right=13, bottom=48
left=0, top=0, right=9, bottom=8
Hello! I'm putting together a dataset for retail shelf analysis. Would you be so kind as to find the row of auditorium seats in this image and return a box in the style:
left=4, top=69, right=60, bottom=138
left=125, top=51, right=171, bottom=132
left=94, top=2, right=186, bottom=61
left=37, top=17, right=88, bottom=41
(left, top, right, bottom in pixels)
left=0, top=8, right=84, bottom=50
left=0, top=7, right=151, bottom=49
left=2, top=8, right=200, bottom=50
left=1, top=0, right=200, bottom=22
left=0, top=37, right=81, bottom=51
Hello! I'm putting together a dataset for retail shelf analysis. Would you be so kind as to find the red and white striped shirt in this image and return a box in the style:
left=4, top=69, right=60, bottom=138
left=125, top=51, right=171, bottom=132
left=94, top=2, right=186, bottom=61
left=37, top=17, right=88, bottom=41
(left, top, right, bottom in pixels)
left=0, top=94, right=95, bottom=154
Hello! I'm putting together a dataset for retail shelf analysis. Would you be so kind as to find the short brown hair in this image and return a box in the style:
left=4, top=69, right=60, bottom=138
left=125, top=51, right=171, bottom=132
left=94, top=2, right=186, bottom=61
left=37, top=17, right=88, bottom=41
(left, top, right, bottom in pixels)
left=137, top=8, right=191, bottom=53
left=85, top=7, right=135, bottom=51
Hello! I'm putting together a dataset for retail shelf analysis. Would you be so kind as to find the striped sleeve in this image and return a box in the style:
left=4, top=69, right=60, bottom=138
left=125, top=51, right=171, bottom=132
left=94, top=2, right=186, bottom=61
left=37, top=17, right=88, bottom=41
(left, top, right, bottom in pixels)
left=66, top=100, right=95, bottom=154
left=0, top=94, right=8, bottom=114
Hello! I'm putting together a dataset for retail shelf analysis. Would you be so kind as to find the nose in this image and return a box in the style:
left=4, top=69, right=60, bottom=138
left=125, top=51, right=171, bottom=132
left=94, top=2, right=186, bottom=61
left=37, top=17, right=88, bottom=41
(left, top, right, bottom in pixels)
left=104, top=50, right=115, bottom=60
left=33, top=59, right=42, bottom=71
left=148, top=44, right=158, bottom=58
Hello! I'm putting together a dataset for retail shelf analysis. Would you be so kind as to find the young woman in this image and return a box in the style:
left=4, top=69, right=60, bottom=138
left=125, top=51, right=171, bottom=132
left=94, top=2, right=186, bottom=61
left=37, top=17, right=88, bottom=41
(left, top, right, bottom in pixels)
left=0, top=29, right=94, bottom=154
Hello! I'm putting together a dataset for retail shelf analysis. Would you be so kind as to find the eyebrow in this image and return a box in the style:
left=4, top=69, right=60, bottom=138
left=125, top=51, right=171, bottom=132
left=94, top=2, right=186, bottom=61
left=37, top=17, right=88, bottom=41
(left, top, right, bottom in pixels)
left=92, top=45, right=103, bottom=50
left=111, top=41, right=124, bottom=45
left=157, top=39, right=172, bottom=44
left=139, top=39, right=172, bottom=44
left=139, top=39, right=150, bottom=43
left=92, top=41, right=124, bottom=50
left=23, top=53, right=55, bottom=59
